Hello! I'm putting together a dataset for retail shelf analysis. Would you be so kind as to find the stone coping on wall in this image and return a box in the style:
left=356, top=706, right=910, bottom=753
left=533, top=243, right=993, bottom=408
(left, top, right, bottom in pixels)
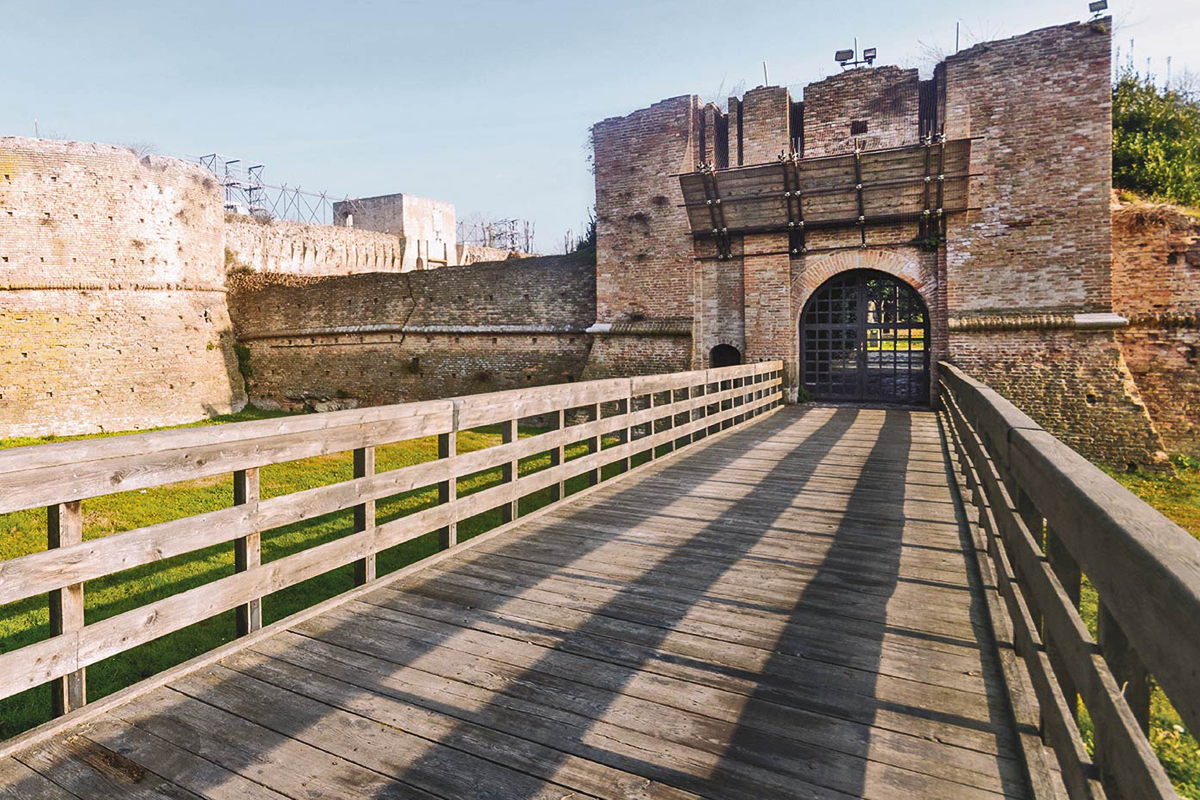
left=239, top=323, right=589, bottom=341
left=0, top=281, right=227, bottom=293
left=586, top=319, right=693, bottom=336
left=949, top=312, right=1129, bottom=332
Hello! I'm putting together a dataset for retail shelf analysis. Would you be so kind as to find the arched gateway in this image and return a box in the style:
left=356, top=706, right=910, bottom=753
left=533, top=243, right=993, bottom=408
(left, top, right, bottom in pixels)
left=800, top=269, right=930, bottom=404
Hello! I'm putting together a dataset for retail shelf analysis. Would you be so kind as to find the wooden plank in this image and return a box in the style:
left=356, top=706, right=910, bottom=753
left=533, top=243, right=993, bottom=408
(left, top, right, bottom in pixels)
left=308, top=597, right=1013, bottom=762
left=234, top=637, right=1009, bottom=800
left=0, top=405, right=454, bottom=514
left=16, top=732, right=206, bottom=800
left=76, top=715, right=291, bottom=800
left=219, top=650, right=703, bottom=800
left=352, top=446, right=376, bottom=585
left=382, top=575, right=992, bottom=695
left=105, top=687, right=439, bottom=800
left=254, top=628, right=1021, bottom=796
left=169, top=665, right=590, bottom=800
left=48, top=500, right=85, bottom=717
left=0, top=758, right=79, bottom=800
left=232, top=468, right=261, bottom=637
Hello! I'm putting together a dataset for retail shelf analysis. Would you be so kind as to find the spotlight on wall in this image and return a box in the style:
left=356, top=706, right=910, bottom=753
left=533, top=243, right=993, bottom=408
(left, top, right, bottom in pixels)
left=1088, top=0, right=1107, bottom=15
left=836, top=46, right=877, bottom=70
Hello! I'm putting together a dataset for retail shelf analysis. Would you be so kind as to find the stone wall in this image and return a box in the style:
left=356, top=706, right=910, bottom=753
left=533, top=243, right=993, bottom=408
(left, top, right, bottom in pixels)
left=457, top=244, right=528, bottom=265
left=334, top=193, right=457, bottom=270
left=0, top=137, right=244, bottom=438
left=224, top=214, right=403, bottom=275
left=1112, top=200, right=1200, bottom=456
left=228, top=253, right=595, bottom=409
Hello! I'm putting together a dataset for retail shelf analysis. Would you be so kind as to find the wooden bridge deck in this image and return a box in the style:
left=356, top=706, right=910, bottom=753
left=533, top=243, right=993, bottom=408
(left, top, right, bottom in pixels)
left=1, top=406, right=1036, bottom=800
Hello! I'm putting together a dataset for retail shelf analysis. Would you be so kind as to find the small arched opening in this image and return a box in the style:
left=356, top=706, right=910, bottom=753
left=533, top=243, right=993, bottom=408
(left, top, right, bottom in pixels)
left=710, top=344, right=742, bottom=368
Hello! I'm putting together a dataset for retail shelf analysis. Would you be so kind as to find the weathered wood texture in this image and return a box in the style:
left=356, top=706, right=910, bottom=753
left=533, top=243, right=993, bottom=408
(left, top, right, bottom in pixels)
left=0, top=363, right=781, bottom=720
left=680, top=139, right=972, bottom=236
left=940, top=361, right=1200, bottom=800
left=0, top=405, right=1043, bottom=799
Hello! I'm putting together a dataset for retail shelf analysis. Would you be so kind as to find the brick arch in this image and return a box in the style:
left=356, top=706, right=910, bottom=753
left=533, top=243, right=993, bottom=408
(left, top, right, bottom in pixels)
left=792, top=249, right=934, bottom=316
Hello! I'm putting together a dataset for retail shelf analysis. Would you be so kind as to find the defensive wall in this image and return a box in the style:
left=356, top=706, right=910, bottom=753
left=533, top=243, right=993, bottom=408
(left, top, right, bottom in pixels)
left=223, top=214, right=404, bottom=276
left=585, top=18, right=1197, bottom=467
left=0, top=137, right=244, bottom=438
left=227, top=252, right=595, bottom=410
left=1112, top=200, right=1200, bottom=456
left=2, top=15, right=1196, bottom=470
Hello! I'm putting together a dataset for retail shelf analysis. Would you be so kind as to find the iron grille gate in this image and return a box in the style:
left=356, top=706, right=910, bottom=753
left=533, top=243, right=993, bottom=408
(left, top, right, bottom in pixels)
left=800, top=270, right=930, bottom=404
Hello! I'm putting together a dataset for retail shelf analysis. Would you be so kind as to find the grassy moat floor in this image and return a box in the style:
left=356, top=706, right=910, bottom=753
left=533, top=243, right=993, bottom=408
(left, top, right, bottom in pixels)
left=1, top=410, right=1198, bottom=795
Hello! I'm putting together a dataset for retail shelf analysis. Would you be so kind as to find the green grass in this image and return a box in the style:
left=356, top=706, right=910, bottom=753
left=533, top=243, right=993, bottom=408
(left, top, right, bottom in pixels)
left=0, top=408, right=644, bottom=740
left=1078, top=454, right=1200, bottom=797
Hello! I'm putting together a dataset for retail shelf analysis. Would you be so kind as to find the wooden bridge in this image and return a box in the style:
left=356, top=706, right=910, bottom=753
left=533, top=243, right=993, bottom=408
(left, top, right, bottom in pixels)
left=0, top=362, right=1197, bottom=799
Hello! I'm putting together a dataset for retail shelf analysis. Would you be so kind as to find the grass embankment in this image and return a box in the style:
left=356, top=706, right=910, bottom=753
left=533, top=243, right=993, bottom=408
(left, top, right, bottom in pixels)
left=1080, top=455, right=1200, bottom=797
left=0, top=408, right=637, bottom=740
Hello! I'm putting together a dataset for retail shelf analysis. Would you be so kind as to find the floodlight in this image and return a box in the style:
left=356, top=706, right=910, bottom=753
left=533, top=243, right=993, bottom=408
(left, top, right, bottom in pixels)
left=862, top=47, right=877, bottom=62
left=835, top=49, right=854, bottom=62
left=1089, top=0, right=1107, bottom=12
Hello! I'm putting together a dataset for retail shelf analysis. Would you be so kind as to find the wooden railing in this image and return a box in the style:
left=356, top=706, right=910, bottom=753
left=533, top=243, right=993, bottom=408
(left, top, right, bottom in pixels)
left=938, top=362, right=1200, bottom=800
left=0, top=362, right=782, bottom=739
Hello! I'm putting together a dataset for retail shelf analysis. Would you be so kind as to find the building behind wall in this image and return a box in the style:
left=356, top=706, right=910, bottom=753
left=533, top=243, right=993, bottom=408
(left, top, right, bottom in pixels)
left=586, top=17, right=1192, bottom=468
left=333, top=193, right=457, bottom=271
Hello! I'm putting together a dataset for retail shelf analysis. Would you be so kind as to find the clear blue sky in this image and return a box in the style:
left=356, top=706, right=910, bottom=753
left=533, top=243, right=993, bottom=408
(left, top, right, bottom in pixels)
left=2, top=0, right=1194, bottom=252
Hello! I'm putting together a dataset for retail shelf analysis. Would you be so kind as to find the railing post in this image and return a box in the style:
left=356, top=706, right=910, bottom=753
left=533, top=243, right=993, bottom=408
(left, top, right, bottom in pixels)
left=553, top=408, right=566, bottom=500
left=1045, top=526, right=1080, bottom=719
left=621, top=394, right=632, bottom=473
left=438, top=413, right=458, bottom=549
left=1098, top=601, right=1151, bottom=733
left=663, top=391, right=676, bottom=455
left=501, top=419, right=518, bottom=523
left=1096, top=600, right=1152, bottom=799
left=353, top=446, right=376, bottom=585
left=678, top=386, right=692, bottom=447
left=587, top=403, right=600, bottom=486
left=233, top=468, right=262, bottom=637
left=48, top=500, right=85, bottom=716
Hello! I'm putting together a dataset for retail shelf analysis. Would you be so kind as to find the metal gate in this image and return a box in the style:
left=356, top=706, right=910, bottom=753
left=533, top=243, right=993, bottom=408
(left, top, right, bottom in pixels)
left=800, top=269, right=930, bottom=404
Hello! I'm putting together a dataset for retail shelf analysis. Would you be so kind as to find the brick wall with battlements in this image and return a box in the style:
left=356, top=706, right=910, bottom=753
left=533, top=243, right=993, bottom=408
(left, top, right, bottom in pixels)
left=587, top=16, right=1178, bottom=468
left=0, top=137, right=245, bottom=438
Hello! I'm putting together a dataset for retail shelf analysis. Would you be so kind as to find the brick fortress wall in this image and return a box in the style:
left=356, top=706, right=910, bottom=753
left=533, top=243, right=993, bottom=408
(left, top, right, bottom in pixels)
left=0, top=137, right=245, bottom=438
left=228, top=252, right=595, bottom=410
left=940, top=20, right=1167, bottom=468
left=584, top=96, right=700, bottom=379
left=1112, top=200, right=1200, bottom=457
left=589, top=17, right=1175, bottom=468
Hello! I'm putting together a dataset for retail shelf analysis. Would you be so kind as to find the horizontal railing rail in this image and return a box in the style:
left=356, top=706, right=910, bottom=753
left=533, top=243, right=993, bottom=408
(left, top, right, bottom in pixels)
left=938, top=361, right=1200, bottom=800
left=0, top=362, right=783, bottom=741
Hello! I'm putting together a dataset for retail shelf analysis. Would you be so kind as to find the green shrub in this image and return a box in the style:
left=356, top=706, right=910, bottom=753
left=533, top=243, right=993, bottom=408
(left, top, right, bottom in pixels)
left=1113, top=63, right=1200, bottom=207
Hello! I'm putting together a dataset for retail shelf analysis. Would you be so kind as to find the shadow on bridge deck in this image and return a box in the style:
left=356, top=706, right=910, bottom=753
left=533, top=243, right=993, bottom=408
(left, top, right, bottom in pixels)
left=3, top=406, right=1034, bottom=800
